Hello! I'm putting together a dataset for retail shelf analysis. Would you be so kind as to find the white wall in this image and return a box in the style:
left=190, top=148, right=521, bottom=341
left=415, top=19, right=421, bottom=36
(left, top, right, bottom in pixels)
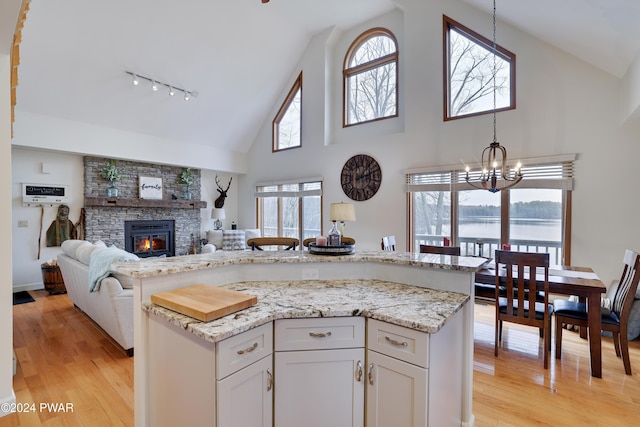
left=240, top=0, right=640, bottom=286
left=11, top=147, right=239, bottom=290
left=1, top=51, right=16, bottom=417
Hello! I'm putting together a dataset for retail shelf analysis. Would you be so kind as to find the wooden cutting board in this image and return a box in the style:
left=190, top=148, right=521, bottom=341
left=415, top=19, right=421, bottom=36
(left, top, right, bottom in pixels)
left=151, top=284, right=258, bottom=322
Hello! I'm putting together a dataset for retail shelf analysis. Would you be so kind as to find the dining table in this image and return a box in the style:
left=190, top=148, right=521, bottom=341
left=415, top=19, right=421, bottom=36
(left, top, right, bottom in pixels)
left=475, top=264, right=607, bottom=378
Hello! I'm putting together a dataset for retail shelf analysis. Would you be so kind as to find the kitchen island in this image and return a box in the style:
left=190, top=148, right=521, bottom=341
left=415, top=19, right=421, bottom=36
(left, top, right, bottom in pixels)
left=113, top=250, right=490, bottom=427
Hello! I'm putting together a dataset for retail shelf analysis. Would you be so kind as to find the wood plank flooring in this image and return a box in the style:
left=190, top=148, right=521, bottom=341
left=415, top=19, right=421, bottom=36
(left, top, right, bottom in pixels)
left=3, top=291, right=640, bottom=426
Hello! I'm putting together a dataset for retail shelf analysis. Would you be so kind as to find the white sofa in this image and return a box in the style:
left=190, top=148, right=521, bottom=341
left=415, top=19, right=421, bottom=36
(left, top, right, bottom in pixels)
left=57, top=240, right=136, bottom=356
left=203, top=228, right=261, bottom=252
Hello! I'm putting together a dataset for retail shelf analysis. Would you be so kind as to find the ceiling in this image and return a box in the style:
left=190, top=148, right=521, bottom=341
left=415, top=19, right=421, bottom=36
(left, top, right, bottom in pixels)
left=12, top=0, right=640, bottom=157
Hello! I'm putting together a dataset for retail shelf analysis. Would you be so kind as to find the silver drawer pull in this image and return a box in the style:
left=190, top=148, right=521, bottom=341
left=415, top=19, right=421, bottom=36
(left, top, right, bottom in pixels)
left=368, top=363, right=374, bottom=385
left=309, top=331, right=332, bottom=338
left=356, top=360, right=363, bottom=382
left=266, top=368, right=273, bottom=391
left=237, top=342, right=258, bottom=355
left=385, top=336, right=408, bottom=347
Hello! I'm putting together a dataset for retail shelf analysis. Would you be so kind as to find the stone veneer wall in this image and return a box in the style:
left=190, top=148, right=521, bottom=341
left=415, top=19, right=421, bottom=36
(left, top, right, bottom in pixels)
left=83, top=157, right=203, bottom=256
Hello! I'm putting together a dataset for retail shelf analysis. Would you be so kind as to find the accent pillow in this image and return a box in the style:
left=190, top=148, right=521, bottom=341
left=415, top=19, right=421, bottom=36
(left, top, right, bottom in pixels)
left=206, top=229, right=224, bottom=250
left=243, top=229, right=261, bottom=248
left=222, top=230, right=246, bottom=251
left=61, top=239, right=87, bottom=259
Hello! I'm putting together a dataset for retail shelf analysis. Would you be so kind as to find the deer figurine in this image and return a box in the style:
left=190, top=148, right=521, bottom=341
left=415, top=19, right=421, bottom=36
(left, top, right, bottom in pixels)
left=214, top=175, right=232, bottom=208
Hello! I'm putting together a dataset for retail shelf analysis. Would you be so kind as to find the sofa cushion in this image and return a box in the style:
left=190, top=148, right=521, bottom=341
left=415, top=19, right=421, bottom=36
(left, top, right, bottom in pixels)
left=61, top=239, right=87, bottom=260
left=244, top=229, right=261, bottom=248
left=206, top=229, right=223, bottom=249
left=77, top=243, right=106, bottom=265
left=222, top=230, right=246, bottom=251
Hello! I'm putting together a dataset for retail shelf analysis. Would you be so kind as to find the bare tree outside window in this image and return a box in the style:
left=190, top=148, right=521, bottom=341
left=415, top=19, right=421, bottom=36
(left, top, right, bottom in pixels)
left=344, top=28, right=398, bottom=126
left=444, top=16, right=515, bottom=120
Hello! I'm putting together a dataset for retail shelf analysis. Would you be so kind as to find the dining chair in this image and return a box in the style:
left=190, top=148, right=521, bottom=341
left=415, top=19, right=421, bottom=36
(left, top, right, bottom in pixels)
left=302, top=237, right=355, bottom=248
left=554, top=249, right=640, bottom=375
left=419, top=244, right=460, bottom=256
left=247, top=237, right=299, bottom=251
left=381, top=236, right=396, bottom=251
left=494, top=250, right=552, bottom=369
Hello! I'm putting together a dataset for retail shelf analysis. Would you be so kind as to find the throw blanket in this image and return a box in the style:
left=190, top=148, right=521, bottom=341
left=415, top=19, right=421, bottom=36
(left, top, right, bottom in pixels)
left=88, top=246, right=139, bottom=292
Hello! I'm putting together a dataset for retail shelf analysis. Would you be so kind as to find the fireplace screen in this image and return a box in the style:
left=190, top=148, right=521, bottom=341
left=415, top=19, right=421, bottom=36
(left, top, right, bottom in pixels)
left=125, top=220, right=175, bottom=257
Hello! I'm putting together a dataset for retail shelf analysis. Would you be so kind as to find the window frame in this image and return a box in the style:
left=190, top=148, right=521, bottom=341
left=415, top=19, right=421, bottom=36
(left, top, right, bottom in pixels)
left=272, top=72, right=303, bottom=152
left=443, top=15, right=516, bottom=121
left=343, top=27, right=399, bottom=127
left=406, top=155, right=574, bottom=264
left=255, top=178, right=323, bottom=247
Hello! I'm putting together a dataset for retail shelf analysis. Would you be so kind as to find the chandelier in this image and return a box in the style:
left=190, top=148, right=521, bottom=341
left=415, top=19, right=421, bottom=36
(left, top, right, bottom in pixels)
left=465, top=0, right=522, bottom=193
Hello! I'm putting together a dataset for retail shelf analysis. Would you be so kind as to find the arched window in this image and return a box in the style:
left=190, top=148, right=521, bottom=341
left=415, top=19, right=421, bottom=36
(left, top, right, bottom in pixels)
left=343, top=28, right=398, bottom=127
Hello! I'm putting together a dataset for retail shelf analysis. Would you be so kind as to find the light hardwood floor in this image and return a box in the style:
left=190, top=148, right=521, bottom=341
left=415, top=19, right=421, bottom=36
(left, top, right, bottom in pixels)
left=3, top=291, right=640, bottom=426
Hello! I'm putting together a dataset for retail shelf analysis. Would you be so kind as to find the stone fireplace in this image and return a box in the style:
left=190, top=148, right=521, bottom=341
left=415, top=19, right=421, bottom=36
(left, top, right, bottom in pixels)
left=82, top=157, right=206, bottom=256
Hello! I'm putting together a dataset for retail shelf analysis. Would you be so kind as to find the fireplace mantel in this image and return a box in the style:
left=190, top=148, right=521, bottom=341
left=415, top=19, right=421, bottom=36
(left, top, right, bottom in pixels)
left=85, top=197, right=207, bottom=209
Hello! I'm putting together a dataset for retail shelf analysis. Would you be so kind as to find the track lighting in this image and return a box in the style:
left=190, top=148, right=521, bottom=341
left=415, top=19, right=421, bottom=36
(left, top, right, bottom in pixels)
left=125, top=71, right=197, bottom=101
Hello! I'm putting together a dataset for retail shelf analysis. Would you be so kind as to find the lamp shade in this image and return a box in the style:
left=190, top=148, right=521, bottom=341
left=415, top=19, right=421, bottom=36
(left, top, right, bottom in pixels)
left=330, top=202, right=356, bottom=222
left=211, top=208, right=226, bottom=220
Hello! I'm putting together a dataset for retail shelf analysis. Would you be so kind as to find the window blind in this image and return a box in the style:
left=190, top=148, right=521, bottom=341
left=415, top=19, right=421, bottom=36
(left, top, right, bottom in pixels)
left=406, top=154, right=575, bottom=192
left=255, top=178, right=323, bottom=198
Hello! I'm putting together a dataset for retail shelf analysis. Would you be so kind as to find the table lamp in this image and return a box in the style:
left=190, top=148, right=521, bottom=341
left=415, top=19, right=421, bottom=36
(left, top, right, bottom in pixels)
left=211, top=208, right=226, bottom=230
left=330, top=202, right=356, bottom=236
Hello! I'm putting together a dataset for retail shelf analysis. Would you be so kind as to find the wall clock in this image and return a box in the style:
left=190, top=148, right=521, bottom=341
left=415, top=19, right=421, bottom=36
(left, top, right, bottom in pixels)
left=340, top=154, right=382, bottom=201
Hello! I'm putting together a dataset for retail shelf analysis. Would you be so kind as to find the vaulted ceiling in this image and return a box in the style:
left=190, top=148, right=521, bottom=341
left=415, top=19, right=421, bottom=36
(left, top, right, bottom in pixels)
left=12, top=0, right=640, bottom=156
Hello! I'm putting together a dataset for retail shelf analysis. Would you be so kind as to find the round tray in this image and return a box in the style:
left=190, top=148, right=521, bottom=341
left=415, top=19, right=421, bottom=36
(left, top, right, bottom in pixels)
left=308, top=242, right=355, bottom=255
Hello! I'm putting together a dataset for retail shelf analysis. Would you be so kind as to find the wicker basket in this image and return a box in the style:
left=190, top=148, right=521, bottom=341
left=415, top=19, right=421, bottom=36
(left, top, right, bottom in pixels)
left=41, top=263, right=66, bottom=294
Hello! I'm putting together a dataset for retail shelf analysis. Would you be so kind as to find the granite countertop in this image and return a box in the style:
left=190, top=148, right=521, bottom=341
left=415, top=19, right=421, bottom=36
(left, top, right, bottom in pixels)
left=113, top=249, right=491, bottom=279
left=143, top=279, right=470, bottom=343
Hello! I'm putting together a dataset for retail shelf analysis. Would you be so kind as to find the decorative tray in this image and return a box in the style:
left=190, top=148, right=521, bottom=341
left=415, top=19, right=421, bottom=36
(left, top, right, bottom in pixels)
left=308, top=243, right=355, bottom=255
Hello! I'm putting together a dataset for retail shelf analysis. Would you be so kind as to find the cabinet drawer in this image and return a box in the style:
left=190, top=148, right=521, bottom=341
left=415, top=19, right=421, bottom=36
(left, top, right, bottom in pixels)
left=275, top=317, right=365, bottom=351
left=367, top=319, right=429, bottom=368
left=216, top=322, right=273, bottom=379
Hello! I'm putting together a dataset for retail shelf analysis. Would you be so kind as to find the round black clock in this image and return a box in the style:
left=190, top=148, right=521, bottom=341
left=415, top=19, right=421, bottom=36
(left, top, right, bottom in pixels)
left=340, top=154, right=382, bottom=201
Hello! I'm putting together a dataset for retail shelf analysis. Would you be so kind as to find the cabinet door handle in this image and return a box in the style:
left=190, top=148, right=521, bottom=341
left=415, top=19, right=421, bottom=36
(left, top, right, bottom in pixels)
left=266, top=368, right=273, bottom=391
left=237, top=342, right=258, bottom=355
left=309, top=331, right=332, bottom=338
left=368, top=363, right=374, bottom=385
left=385, top=336, right=408, bottom=347
left=356, top=360, right=363, bottom=382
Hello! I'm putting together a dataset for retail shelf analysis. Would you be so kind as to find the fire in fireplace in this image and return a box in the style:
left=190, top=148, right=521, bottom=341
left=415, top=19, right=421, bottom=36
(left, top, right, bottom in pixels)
left=124, top=220, right=175, bottom=258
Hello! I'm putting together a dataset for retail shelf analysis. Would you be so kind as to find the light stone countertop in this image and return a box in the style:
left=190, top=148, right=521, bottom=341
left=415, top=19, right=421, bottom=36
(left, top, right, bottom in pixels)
left=143, top=279, right=470, bottom=343
left=113, top=249, right=491, bottom=279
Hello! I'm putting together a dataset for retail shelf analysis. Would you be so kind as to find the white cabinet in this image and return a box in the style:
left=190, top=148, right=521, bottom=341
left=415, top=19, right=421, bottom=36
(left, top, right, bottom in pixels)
left=366, top=349, right=427, bottom=427
left=366, top=319, right=429, bottom=427
left=274, top=317, right=365, bottom=427
left=217, top=354, right=273, bottom=427
left=216, top=323, right=274, bottom=427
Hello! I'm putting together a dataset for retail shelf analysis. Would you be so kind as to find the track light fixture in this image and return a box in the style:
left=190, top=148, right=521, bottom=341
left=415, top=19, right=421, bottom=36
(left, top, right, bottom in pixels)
left=125, top=71, right=198, bottom=101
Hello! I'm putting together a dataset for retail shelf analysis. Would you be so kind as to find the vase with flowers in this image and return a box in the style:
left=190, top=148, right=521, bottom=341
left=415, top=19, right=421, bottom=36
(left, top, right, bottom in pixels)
left=100, top=160, right=122, bottom=197
left=179, top=168, right=195, bottom=200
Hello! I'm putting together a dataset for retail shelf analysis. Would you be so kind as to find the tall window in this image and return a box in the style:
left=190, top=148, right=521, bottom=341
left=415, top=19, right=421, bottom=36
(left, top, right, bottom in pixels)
left=344, top=28, right=398, bottom=127
left=273, top=73, right=302, bottom=152
left=256, top=178, right=322, bottom=245
left=407, top=155, right=575, bottom=264
left=443, top=15, right=516, bottom=120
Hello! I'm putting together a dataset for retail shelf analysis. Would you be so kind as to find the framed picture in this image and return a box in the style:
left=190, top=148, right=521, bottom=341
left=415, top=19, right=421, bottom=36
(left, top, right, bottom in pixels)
left=139, top=176, right=163, bottom=200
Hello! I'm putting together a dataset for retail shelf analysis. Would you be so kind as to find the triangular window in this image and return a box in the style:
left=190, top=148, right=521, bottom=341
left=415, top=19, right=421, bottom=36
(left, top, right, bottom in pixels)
left=273, top=73, right=302, bottom=152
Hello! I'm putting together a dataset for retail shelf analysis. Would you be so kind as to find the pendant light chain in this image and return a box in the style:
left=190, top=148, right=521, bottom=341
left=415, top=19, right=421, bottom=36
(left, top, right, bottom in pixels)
left=492, top=0, right=497, bottom=145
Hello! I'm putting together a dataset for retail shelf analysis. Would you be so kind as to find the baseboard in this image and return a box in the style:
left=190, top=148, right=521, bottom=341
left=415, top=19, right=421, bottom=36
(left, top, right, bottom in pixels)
left=0, top=389, right=16, bottom=418
left=13, top=283, right=44, bottom=293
